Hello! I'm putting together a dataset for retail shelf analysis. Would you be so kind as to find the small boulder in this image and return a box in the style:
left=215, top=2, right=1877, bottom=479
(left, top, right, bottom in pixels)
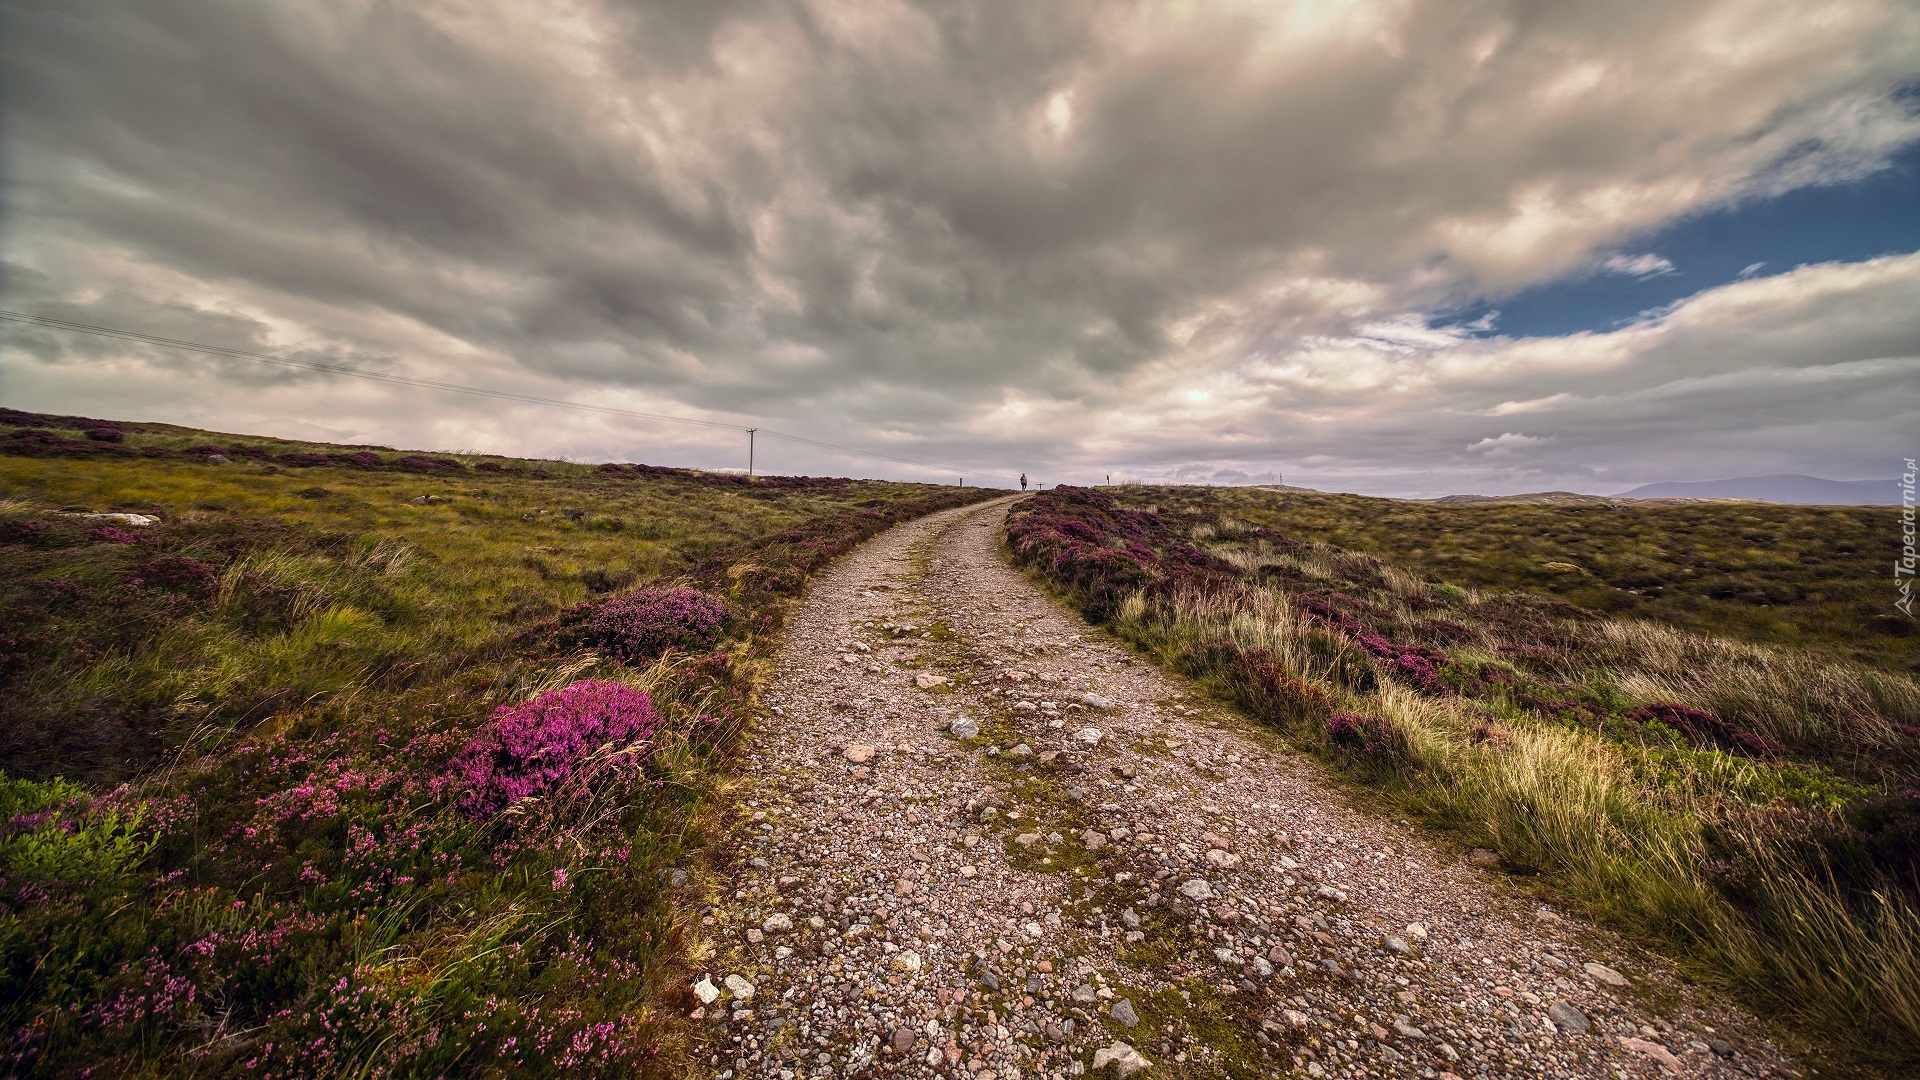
left=891, top=1026, right=919, bottom=1054
left=1091, top=1041, right=1152, bottom=1077
left=1179, top=879, right=1214, bottom=900
left=1546, top=1001, right=1588, bottom=1035
left=843, top=744, right=877, bottom=763
left=762, top=913, right=793, bottom=933
left=1108, top=998, right=1140, bottom=1027
left=915, top=672, right=949, bottom=690
left=692, top=976, right=720, bottom=1004
left=950, top=716, right=980, bottom=739
left=723, top=973, right=755, bottom=1001
left=1073, top=727, right=1103, bottom=745
left=1581, top=961, right=1629, bottom=986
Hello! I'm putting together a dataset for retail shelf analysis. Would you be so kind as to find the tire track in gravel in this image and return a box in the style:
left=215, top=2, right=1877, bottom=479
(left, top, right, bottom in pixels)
left=690, top=499, right=1798, bottom=1080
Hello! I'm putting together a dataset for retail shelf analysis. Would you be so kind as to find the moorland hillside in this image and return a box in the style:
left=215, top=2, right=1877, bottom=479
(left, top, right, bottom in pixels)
left=1009, top=486, right=1920, bottom=1073
left=0, top=407, right=996, bottom=1075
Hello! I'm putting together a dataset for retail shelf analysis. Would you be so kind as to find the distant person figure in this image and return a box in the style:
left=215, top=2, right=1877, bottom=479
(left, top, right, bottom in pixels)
left=1020, top=473, right=1028, bottom=491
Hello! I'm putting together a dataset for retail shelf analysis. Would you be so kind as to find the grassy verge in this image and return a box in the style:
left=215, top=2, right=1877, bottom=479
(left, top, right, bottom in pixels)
left=0, top=408, right=996, bottom=1076
left=1150, top=485, right=1915, bottom=673
left=1007, top=486, right=1920, bottom=1076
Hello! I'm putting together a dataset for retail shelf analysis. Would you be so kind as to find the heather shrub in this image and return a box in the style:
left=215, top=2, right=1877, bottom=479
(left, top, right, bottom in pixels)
left=452, top=680, right=663, bottom=817
left=1325, top=711, right=1409, bottom=764
left=1630, top=701, right=1778, bottom=758
left=128, top=555, right=219, bottom=595
left=1225, top=646, right=1334, bottom=726
left=584, top=587, right=727, bottom=663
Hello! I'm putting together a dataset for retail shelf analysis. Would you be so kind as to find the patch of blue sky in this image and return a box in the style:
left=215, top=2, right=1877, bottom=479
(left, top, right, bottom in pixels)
left=1443, top=140, right=1920, bottom=340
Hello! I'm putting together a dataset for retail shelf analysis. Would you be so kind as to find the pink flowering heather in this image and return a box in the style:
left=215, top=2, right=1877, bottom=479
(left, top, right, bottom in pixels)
left=451, top=680, right=662, bottom=817
left=584, top=587, right=726, bottom=663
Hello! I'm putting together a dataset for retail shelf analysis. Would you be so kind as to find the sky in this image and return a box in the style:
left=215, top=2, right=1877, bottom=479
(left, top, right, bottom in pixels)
left=2, top=0, right=1917, bottom=496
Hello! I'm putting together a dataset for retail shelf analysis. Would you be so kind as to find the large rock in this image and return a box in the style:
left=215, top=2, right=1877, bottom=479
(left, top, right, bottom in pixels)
left=915, top=673, right=950, bottom=689
left=762, top=913, right=793, bottom=932
left=1108, top=999, right=1140, bottom=1027
left=692, top=976, right=720, bottom=1004
left=950, top=716, right=980, bottom=739
left=843, top=744, right=876, bottom=763
left=1179, top=879, right=1215, bottom=900
left=1073, top=727, right=1103, bottom=745
left=723, top=973, right=755, bottom=1001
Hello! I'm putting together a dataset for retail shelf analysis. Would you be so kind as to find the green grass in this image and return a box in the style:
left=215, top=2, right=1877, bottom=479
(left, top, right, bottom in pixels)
left=1165, top=487, right=1916, bottom=673
left=0, top=409, right=995, bottom=1076
left=1008, top=485, right=1920, bottom=1077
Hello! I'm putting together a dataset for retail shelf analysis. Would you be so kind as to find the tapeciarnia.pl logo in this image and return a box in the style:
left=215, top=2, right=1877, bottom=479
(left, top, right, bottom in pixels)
left=1899, top=458, right=1915, bottom=618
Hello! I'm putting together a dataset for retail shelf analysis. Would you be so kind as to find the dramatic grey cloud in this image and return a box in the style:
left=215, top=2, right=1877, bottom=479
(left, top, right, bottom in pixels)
left=3, top=0, right=1917, bottom=492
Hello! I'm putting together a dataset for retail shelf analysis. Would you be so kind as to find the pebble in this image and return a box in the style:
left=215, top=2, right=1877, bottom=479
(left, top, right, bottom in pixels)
left=1583, top=960, right=1630, bottom=986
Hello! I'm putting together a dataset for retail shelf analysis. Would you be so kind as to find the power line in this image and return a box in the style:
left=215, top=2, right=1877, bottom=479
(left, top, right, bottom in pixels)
left=0, top=309, right=1019, bottom=484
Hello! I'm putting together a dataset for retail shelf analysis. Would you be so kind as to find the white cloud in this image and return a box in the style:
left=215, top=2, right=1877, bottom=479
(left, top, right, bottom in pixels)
left=1600, top=253, right=1677, bottom=277
left=1467, top=432, right=1552, bottom=454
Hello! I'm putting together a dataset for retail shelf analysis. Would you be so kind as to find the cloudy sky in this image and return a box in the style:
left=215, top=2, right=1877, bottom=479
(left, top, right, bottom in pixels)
left=3, top=0, right=1917, bottom=494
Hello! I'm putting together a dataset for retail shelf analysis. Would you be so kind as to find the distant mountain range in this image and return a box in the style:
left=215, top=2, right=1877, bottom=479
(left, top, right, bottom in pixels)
left=1613, top=474, right=1901, bottom=505
left=1421, top=475, right=1902, bottom=506
left=1430, top=491, right=1611, bottom=506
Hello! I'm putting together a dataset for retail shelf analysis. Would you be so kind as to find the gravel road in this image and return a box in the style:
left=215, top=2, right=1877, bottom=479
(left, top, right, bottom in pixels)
left=689, top=498, right=1798, bottom=1080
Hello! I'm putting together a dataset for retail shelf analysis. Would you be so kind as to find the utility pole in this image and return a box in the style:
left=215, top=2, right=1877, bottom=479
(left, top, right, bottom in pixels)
left=747, top=428, right=756, bottom=477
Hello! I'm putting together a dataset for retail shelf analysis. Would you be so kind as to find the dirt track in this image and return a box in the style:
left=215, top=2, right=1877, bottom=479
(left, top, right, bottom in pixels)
left=689, top=498, right=1795, bottom=1080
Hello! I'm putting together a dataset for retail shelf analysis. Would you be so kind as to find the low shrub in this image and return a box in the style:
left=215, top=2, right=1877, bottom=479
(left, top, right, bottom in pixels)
left=1325, top=710, right=1409, bottom=763
left=584, top=587, right=728, bottom=663
left=451, top=680, right=662, bottom=817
